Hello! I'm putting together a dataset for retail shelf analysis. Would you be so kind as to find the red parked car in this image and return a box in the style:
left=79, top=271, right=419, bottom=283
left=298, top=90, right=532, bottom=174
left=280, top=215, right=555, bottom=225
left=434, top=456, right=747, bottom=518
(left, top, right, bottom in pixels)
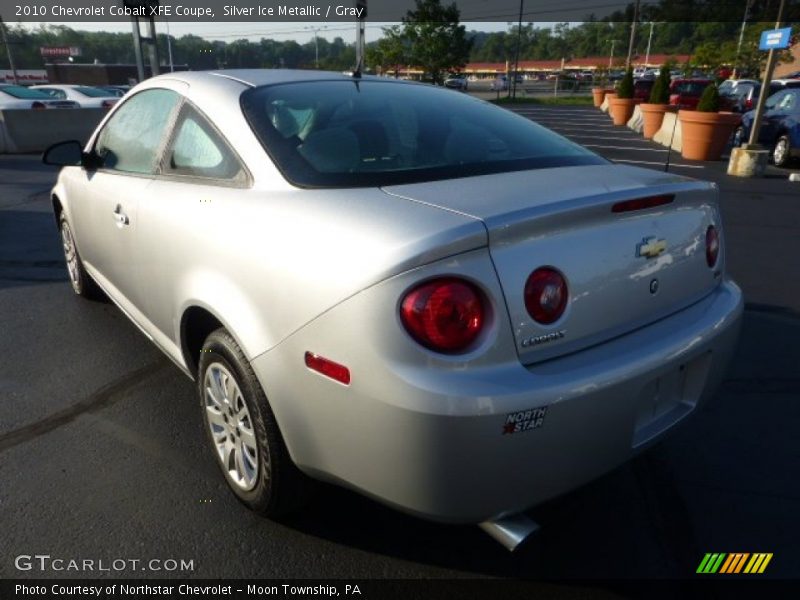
left=669, top=79, right=713, bottom=109
left=633, top=79, right=655, bottom=101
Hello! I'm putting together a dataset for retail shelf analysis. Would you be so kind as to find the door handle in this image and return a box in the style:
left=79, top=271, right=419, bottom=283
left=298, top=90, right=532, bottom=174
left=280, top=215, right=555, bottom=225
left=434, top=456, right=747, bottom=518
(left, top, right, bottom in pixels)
left=113, top=204, right=129, bottom=227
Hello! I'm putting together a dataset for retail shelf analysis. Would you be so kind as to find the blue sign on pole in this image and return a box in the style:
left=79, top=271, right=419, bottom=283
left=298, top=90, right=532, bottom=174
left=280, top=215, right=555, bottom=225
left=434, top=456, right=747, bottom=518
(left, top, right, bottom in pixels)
left=759, top=27, right=792, bottom=51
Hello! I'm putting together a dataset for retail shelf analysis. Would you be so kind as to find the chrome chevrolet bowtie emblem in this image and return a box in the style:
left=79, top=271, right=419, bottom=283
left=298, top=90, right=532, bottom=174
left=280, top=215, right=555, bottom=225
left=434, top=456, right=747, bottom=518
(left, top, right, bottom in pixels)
left=637, top=236, right=667, bottom=259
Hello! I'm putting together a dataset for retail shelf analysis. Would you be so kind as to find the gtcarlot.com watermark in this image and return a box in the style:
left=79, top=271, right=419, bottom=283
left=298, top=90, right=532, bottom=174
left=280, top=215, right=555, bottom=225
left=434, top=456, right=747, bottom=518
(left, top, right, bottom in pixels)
left=14, top=554, right=195, bottom=573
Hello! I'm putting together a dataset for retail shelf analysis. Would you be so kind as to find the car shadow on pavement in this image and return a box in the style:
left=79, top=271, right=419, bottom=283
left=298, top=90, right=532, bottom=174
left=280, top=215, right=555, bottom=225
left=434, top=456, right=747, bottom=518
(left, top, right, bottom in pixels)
left=276, top=306, right=800, bottom=580
left=0, top=209, right=67, bottom=290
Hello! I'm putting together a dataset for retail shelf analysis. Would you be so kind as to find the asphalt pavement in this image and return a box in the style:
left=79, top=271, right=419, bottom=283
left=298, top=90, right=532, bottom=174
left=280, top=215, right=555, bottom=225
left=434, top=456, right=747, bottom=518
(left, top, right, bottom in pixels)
left=0, top=108, right=798, bottom=590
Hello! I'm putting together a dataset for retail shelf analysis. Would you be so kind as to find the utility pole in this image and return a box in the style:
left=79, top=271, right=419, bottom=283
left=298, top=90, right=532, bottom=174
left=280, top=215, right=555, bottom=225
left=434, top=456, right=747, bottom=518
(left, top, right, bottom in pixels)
left=626, top=0, right=640, bottom=69
left=0, top=15, right=19, bottom=85
left=732, top=0, right=754, bottom=79
left=747, top=0, right=787, bottom=146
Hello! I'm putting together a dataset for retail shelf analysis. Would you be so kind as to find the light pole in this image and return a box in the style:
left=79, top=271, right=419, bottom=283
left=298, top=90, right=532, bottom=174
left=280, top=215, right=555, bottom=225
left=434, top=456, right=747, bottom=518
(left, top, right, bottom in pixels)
left=165, top=18, right=174, bottom=72
left=0, top=15, right=19, bottom=85
left=304, top=26, right=324, bottom=69
left=608, top=39, right=617, bottom=70
left=732, top=0, right=754, bottom=79
left=645, top=21, right=656, bottom=68
left=626, top=0, right=641, bottom=69
left=511, top=0, right=524, bottom=100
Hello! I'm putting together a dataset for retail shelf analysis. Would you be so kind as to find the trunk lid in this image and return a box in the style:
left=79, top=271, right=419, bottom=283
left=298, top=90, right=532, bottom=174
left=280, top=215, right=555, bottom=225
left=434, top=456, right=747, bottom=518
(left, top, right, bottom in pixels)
left=382, top=165, right=723, bottom=364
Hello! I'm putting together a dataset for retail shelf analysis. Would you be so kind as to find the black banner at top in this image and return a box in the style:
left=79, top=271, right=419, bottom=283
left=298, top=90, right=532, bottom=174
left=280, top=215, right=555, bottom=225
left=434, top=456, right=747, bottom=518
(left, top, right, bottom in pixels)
left=0, top=0, right=798, bottom=23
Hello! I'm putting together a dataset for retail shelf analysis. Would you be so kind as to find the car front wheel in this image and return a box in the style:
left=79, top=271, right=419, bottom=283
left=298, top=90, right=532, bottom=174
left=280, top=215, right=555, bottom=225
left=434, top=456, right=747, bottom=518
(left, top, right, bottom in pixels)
left=198, top=328, right=311, bottom=516
left=772, top=135, right=791, bottom=167
left=59, top=215, right=101, bottom=299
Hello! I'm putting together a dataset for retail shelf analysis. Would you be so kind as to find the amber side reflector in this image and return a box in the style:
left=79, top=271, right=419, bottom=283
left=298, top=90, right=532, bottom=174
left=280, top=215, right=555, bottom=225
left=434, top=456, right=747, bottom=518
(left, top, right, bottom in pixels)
left=612, top=194, right=674, bottom=213
left=304, top=352, right=351, bottom=385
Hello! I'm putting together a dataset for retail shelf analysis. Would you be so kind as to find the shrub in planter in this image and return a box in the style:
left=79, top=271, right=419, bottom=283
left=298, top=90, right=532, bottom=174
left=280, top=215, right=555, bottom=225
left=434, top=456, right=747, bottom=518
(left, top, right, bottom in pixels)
left=679, top=84, right=741, bottom=160
left=640, top=65, right=673, bottom=138
left=609, top=68, right=637, bottom=125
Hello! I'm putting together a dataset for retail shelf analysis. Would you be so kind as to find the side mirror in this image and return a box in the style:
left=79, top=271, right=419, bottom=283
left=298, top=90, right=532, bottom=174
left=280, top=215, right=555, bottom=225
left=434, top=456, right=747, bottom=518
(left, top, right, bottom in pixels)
left=42, top=140, right=84, bottom=167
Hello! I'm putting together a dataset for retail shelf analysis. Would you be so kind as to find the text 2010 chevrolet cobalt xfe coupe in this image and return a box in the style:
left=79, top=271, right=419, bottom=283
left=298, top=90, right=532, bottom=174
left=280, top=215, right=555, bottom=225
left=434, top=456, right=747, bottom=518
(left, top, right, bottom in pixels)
left=44, top=70, right=742, bottom=548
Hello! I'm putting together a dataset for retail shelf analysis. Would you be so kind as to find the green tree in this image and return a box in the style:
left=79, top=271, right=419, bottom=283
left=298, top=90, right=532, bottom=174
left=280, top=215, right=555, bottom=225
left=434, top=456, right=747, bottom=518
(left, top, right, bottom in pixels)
left=617, top=67, right=634, bottom=98
left=401, top=0, right=472, bottom=84
left=697, top=83, right=720, bottom=112
left=648, top=63, right=672, bottom=104
left=367, top=25, right=409, bottom=77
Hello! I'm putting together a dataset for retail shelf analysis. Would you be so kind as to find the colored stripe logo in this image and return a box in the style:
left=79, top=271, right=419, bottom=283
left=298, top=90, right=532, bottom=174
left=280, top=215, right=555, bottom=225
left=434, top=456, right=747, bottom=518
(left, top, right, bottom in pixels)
left=697, top=553, right=773, bottom=574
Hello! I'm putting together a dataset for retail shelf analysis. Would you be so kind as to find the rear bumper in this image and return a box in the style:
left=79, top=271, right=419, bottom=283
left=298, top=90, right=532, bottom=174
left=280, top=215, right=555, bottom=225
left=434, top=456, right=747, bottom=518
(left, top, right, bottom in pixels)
left=252, top=279, right=743, bottom=524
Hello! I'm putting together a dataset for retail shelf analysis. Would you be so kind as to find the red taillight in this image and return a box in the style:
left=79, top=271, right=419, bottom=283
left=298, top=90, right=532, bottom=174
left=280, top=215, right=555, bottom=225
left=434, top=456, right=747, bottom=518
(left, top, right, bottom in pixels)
left=706, top=225, right=720, bottom=268
left=400, top=278, right=484, bottom=353
left=612, top=194, right=674, bottom=213
left=524, top=267, right=568, bottom=325
left=304, top=352, right=350, bottom=385
left=31, top=101, right=46, bottom=110
left=745, top=98, right=753, bottom=110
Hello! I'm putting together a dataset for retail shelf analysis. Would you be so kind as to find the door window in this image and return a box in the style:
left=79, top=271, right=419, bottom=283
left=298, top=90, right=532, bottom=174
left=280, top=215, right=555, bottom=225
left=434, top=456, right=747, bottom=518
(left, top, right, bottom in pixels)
left=94, top=89, right=180, bottom=174
left=163, top=107, right=245, bottom=182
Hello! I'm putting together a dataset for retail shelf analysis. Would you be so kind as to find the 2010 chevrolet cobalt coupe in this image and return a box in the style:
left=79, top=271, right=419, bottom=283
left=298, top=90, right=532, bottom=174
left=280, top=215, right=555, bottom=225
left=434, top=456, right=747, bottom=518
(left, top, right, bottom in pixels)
left=44, top=70, right=742, bottom=548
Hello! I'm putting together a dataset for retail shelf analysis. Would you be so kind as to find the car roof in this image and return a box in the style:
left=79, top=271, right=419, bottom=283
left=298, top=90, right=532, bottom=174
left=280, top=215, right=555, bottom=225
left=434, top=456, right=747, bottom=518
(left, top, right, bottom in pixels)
left=151, top=69, right=388, bottom=88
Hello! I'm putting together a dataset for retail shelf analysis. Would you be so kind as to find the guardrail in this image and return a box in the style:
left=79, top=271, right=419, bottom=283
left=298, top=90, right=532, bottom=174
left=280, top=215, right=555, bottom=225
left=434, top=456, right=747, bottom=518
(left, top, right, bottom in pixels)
left=0, top=108, right=106, bottom=153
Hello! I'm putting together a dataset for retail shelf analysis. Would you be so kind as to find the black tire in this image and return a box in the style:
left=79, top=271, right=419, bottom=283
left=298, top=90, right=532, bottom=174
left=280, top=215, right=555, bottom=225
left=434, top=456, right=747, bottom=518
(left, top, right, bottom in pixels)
left=772, top=134, right=792, bottom=168
left=198, top=328, right=312, bottom=517
left=732, top=126, right=746, bottom=148
left=59, top=214, right=102, bottom=300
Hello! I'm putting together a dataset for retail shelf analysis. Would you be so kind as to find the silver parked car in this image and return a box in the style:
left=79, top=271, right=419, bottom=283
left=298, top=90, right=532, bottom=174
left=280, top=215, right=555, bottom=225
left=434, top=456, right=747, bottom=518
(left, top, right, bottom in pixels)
left=44, top=70, right=742, bottom=549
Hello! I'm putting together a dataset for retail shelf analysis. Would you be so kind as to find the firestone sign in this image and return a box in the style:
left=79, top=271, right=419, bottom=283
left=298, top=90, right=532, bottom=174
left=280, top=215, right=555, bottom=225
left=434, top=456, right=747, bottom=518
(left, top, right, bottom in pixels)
left=40, top=46, right=82, bottom=58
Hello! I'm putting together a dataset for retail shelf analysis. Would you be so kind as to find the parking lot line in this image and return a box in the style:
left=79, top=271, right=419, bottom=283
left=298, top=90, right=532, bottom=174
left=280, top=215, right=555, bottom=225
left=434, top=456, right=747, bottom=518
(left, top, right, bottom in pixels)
left=582, top=144, right=669, bottom=152
left=612, top=159, right=704, bottom=169
left=549, top=133, right=653, bottom=142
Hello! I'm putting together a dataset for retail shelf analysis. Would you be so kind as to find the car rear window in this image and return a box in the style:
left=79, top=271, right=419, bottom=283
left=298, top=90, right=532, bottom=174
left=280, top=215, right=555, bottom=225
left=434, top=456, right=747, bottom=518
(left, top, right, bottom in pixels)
left=74, top=86, right=114, bottom=98
left=673, top=81, right=710, bottom=96
left=240, top=79, right=605, bottom=188
left=0, top=85, right=51, bottom=99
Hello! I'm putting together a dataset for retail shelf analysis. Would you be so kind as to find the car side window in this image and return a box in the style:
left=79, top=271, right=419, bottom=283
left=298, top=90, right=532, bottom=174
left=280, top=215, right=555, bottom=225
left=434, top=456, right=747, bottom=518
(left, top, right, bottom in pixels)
left=42, top=88, right=66, bottom=99
left=163, top=106, right=245, bottom=182
left=94, top=88, right=180, bottom=175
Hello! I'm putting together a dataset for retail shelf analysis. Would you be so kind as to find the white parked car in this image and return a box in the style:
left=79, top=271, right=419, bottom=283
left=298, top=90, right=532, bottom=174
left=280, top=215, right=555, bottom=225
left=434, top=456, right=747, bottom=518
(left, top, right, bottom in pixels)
left=0, top=84, right=79, bottom=109
left=31, top=84, right=118, bottom=109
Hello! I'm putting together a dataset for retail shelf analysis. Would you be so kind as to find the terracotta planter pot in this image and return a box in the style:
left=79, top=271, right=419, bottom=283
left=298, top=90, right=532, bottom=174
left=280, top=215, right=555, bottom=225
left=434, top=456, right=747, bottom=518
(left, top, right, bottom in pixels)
left=608, top=97, right=636, bottom=126
left=592, top=87, right=609, bottom=107
left=640, top=103, right=671, bottom=139
left=678, top=110, right=741, bottom=161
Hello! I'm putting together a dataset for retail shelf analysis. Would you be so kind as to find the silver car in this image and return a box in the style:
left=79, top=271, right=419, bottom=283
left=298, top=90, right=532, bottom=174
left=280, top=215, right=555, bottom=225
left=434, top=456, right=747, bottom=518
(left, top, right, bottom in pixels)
left=43, top=70, right=742, bottom=549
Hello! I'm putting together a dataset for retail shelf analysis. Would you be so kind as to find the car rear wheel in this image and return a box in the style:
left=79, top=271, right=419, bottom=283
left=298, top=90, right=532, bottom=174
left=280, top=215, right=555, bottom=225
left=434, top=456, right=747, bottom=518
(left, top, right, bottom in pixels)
left=772, top=135, right=791, bottom=167
left=732, top=126, right=746, bottom=148
left=59, top=215, right=101, bottom=299
left=198, top=328, right=312, bottom=516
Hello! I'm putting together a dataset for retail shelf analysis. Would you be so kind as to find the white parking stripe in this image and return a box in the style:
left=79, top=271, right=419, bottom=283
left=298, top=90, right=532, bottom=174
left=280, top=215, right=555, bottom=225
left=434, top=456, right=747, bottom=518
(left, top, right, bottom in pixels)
left=583, top=144, right=669, bottom=152
left=559, top=135, right=655, bottom=142
left=612, top=159, right=704, bottom=169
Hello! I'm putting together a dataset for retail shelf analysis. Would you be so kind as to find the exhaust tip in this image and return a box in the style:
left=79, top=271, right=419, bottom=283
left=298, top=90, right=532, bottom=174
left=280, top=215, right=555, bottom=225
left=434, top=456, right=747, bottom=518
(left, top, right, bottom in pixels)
left=479, top=514, right=540, bottom=552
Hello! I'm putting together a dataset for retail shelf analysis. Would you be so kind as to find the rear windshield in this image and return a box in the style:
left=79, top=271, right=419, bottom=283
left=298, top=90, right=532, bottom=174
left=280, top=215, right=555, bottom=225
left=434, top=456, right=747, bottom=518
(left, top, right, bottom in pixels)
left=240, top=80, right=604, bottom=188
left=673, top=81, right=710, bottom=96
left=0, top=85, right=51, bottom=99
left=74, top=86, right=114, bottom=97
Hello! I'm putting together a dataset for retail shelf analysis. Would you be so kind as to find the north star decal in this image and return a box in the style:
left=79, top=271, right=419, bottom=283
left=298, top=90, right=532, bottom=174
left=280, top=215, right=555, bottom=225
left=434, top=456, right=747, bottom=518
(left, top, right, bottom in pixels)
left=503, top=406, right=548, bottom=434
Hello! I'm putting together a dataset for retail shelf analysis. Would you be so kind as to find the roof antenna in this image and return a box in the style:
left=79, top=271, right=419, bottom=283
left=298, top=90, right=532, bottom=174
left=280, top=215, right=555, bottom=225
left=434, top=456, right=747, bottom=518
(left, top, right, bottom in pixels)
left=664, top=107, right=680, bottom=172
left=351, top=0, right=367, bottom=78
